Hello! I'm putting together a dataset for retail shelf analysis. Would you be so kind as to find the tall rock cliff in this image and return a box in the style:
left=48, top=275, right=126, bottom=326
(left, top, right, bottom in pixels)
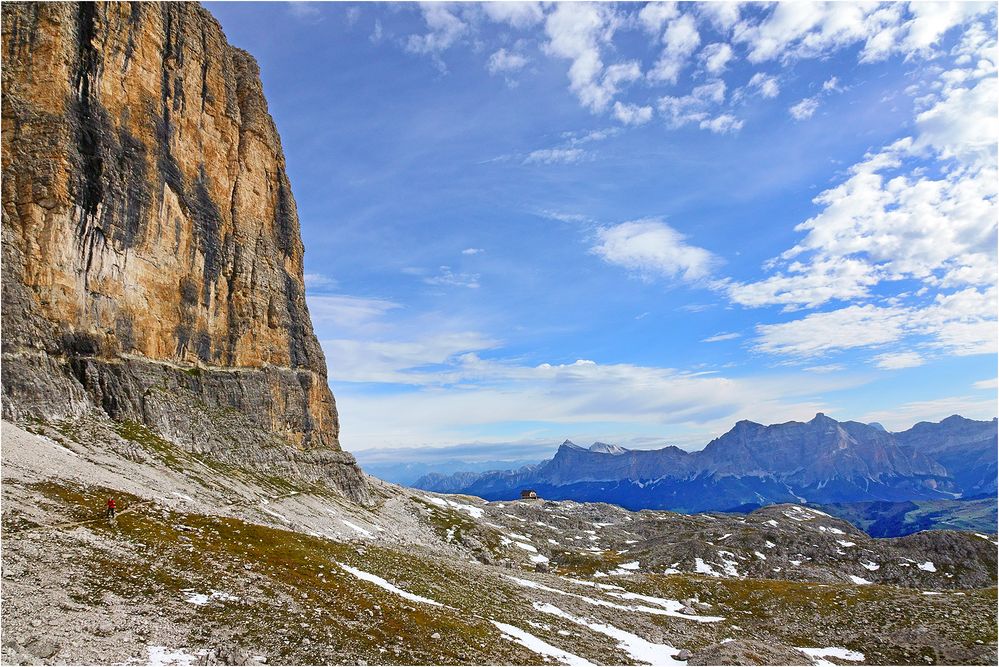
left=1, top=2, right=367, bottom=501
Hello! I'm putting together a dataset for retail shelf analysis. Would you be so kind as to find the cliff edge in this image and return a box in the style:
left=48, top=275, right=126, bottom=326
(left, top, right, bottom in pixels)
left=1, top=2, right=367, bottom=501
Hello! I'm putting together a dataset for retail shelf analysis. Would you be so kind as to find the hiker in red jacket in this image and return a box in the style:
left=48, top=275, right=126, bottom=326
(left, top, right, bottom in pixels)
left=106, top=497, right=116, bottom=521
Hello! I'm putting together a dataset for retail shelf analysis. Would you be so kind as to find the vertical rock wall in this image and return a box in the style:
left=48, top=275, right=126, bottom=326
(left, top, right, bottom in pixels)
left=1, top=2, right=367, bottom=501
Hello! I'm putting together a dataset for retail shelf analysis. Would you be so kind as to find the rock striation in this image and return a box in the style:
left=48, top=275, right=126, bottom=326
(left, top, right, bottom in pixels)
left=1, top=2, right=367, bottom=501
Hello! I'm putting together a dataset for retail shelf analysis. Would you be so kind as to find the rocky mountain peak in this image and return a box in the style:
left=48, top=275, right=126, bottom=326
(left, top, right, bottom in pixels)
left=1, top=1, right=367, bottom=501
left=588, top=442, right=627, bottom=454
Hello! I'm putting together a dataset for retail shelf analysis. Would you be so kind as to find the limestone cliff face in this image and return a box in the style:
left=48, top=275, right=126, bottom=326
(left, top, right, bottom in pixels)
left=2, top=2, right=367, bottom=501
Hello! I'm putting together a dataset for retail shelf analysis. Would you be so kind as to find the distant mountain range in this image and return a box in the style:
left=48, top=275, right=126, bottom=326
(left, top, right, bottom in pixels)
left=414, top=414, right=998, bottom=518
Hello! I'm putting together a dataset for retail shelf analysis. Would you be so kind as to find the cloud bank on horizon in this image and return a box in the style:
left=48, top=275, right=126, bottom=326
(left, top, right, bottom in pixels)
left=207, top=1, right=998, bottom=452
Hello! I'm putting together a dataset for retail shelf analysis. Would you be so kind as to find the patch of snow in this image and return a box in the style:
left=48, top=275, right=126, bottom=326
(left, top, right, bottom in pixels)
left=754, top=551, right=767, bottom=560
left=765, top=540, right=776, bottom=549
left=695, top=558, right=720, bottom=577
left=515, top=542, right=538, bottom=553
left=861, top=561, right=880, bottom=571
left=618, top=561, right=640, bottom=570
left=530, top=553, right=550, bottom=564
left=506, top=577, right=721, bottom=621
left=338, top=563, right=445, bottom=607
left=836, top=540, right=855, bottom=547
left=789, top=560, right=802, bottom=566
left=425, top=496, right=485, bottom=518
left=848, top=575, right=872, bottom=585
left=922, top=591, right=942, bottom=595
left=562, top=577, right=625, bottom=591
left=766, top=520, right=779, bottom=527
left=145, top=646, right=205, bottom=666
left=796, top=647, right=865, bottom=665
left=535, top=603, right=687, bottom=665
left=492, top=621, right=595, bottom=667
left=718, top=533, right=732, bottom=541
left=171, top=492, right=194, bottom=502
left=341, top=520, right=373, bottom=538
left=918, top=561, right=936, bottom=572
left=605, top=591, right=723, bottom=623
left=184, top=590, right=238, bottom=606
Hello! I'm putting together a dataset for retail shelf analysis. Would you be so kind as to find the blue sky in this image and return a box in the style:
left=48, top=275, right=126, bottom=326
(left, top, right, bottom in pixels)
left=206, top=2, right=998, bottom=455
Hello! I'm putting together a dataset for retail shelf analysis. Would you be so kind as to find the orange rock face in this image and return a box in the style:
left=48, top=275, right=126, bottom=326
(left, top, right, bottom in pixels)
left=1, top=3, right=355, bottom=479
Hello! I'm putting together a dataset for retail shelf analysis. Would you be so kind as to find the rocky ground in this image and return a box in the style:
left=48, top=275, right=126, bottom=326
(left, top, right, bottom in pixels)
left=2, top=416, right=997, bottom=666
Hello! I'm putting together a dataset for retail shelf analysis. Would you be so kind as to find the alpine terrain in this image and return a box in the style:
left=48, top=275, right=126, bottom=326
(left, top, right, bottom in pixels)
left=415, top=415, right=998, bottom=517
left=1, top=3, right=996, bottom=667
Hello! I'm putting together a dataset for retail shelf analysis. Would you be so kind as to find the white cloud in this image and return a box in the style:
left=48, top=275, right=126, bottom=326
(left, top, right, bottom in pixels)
left=699, top=114, right=743, bottom=134
left=727, top=1, right=992, bottom=66
left=335, top=355, right=856, bottom=449
left=789, top=96, right=819, bottom=120
left=649, top=13, right=701, bottom=84
left=487, top=48, right=529, bottom=75
left=822, top=75, right=843, bottom=92
left=746, top=72, right=780, bottom=98
left=591, top=218, right=718, bottom=283
left=612, top=101, right=653, bottom=126
left=482, top=1, right=544, bottom=29
left=288, top=2, right=322, bottom=22
left=523, top=148, right=586, bottom=165
left=754, top=304, right=910, bottom=358
left=700, top=42, right=735, bottom=74
left=405, top=4, right=469, bottom=57
left=424, top=265, right=480, bottom=289
left=638, top=2, right=680, bottom=35
left=307, top=295, right=401, bottom=336
left=858, top=393, right=998, bottom=431
left=725, top=257, right=881, bottom=310
left=462, top=248, right=484, bottom=255
left=658, top=80, right=727, bottom=129
left=303, top=273, right=338, bottom=292
left=699, top=2, right=741, bottom=33
left=973, top=378, right=998, bottom=390
left=750, top=286, right=998, bottom=359
left=564, top=127, right=623, bottom=146
left=322, top=332, right=499, bottom=384
left=803, top=364, right=846, bottom=373
left=543, top=4, right=635, bottom=113
left=872, top=351, right=925, bottom=370
left=702, top=332, right=740, bottom=343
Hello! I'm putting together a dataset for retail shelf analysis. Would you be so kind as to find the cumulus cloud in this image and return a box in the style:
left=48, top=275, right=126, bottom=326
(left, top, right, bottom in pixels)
left=591, top=218, right=718, bottom=283
left=638, top=2, right=680, bottom=35
left=487, top=48, right=529, bottom=75
left=658, top=80, right=736, bottom=132
left=648, top=12, right=701, bottom=84
left=699, top=114, right=743, bottom=134
left=789, top=96, right=819, bottom=120
left=747, top=72, right=780, bottom=98
left=698, top=1, right=741, bottom=33
left=612, top=101, right=653, bottom=126
left=482, top=1, right=544, bottom=29
left=405, top=4, right=469, bottom=57
left=751, top=287, right=997, bottom=359
left=462, top=248, right=484, bottom=255
left=700, top=42, right=735, bottom=74
left=724, top=1, right=992, bottom=67
left=543, top=3, right=638, bottom=113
